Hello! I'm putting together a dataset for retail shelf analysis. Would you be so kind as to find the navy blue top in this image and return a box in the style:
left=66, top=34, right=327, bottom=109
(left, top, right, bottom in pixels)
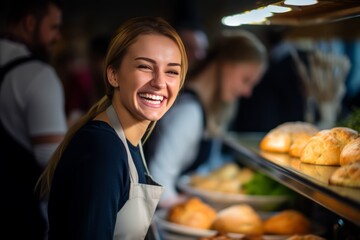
left=48, top=120, right=147, bottom=240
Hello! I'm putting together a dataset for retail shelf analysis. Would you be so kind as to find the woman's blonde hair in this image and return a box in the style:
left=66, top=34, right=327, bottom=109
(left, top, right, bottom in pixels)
left=37, top=16, right=188, bottom=198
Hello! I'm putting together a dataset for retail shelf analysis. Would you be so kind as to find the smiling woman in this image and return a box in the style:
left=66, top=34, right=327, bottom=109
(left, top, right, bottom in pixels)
left=107, top=34, right=184, bottom=135
left=36, top=16, right=188, bottom=240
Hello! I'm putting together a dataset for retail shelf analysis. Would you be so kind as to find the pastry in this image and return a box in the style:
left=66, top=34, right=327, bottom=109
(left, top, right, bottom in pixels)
left=299, top=162, right=337, bottom=184
left=190, top=164, right=254, bottom=194
left=199, top=232, right=263, bottom=240
left=167, top=197, right=217, bottom=229
left=198, top=232, right=241, bottom=240
left=209, top=163, right=241, bottom=180
left=260, top=122, right=318, bottom=157
left=300, top=127, right=358, bottom=165
left=263, top=209, right=310, bottom=235
left=340, top=137, right=360, bottom=166
left=285, top=235, right=326, bottom=240
left=328, top=161, right=360, bottom=188
left=211, top=204, right=263, bottom=236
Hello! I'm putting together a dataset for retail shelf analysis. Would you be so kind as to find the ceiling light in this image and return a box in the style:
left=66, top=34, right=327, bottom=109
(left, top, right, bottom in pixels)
left=266, top=5, right=292, bottom=13
left=222, top=8, right=273, bottom=26
left=284, top=0, right=318, bottom=6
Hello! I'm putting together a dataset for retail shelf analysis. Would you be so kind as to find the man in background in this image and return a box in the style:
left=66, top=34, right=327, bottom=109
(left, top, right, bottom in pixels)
left=0, top=0, right=67, bottom=239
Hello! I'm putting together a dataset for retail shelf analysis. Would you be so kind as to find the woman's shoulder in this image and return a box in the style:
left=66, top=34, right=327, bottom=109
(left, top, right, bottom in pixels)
left=73, top=120, right=125, bottom=153
left=67, top=120, right=128, bottom=167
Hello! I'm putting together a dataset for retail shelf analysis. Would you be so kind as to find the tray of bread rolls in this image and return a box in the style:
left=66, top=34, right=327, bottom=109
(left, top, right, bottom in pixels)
left=177, top=163, right=291, bottom=211
left=221, top=121, right=360, bottom=225
left=154, top=197, right=326, bottom=240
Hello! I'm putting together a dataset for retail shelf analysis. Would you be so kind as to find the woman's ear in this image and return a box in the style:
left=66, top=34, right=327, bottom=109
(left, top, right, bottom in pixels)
left=107, top=67, right=119, bottom=87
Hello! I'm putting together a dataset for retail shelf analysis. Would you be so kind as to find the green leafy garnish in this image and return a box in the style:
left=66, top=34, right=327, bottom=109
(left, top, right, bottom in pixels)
left=337, top=108, right=360, bottom=132
left=243, top=172, right=293, bottom=196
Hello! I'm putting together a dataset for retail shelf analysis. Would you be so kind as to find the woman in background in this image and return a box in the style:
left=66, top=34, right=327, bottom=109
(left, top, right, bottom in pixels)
left=37, top=16, right=188, bottom=239
left=144, top=31, right=267, bottom=208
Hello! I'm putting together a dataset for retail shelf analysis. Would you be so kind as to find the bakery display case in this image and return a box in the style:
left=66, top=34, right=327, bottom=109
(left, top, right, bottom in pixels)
left=220, top=132, right=360, bottom=238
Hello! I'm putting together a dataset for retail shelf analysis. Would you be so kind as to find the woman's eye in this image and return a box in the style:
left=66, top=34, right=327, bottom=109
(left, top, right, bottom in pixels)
left=138, top=64, right=151, bottom=70
left=167, top=70, right=179, bottom=76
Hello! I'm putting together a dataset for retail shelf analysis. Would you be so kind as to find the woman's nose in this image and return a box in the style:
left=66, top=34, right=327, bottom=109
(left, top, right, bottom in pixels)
left=150, top=73, right=166, bottom=89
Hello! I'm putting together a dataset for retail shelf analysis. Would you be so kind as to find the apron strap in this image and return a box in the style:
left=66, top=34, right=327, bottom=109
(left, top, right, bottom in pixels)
left=106, top=105, right=138, bottom=183
left=138, top=143, right=151, bottom=175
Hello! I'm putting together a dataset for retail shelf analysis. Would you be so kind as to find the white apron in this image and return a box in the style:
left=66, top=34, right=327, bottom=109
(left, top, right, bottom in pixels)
left=106, top=105, right=164, bottom=240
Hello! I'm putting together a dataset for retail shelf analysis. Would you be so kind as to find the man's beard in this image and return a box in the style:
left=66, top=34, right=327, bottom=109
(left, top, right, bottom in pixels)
left=30, top=28, right=53, bottom=63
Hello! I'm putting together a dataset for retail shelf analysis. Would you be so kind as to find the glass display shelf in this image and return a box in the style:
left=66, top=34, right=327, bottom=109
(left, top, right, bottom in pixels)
left=221, top=132, right=360, bottom=226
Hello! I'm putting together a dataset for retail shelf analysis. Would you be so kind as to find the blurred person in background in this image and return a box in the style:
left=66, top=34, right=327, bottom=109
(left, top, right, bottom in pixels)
left=54, top=46, right=97, bottom=126
left=229, top=27, right=307, bottom=132
left=37, top=16, right=188, bottom=239
left=144, top=31, right=267, bottom=208
left=172, top=0, right=209, bottom=73
left=0, top=0, right=66, bottom=239
left=175, top=22, right=208, bottom=72
left=54, top=34, right=110, bottom=127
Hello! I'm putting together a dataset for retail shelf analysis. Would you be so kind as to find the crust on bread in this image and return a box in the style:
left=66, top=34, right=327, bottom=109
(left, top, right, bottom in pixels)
left=300, top=127, right=358, bottom=165
left=167, top=197, right=217, bottom=229
left=329, top=161, right=360, bottom=188
left=263, top=210, right=310, bottom=235
left=211, top=204, right=263, bottom=235
left=285, top=234, right=326, bottom=240
left=260, top=122, right=318, bottom=157
left=340, top=137, right=360, bottom=166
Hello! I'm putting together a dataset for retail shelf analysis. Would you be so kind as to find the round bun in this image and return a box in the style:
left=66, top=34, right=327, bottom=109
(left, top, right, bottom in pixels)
left=299, top=162, right=337, bottom=183
left=340, top=137, right=360, bottom=166
left=329, top=161, right=360, bottom=188
left=263, top=210, right=310, bottom=235
left=190, top=163, right=253, bottom=194
left=211, top=204, right=263, bottom=236
left=300, top=127, right=358, bottom=165
left=198, top=232, right=244, bottom=240
left=286, top=235, right=326, bottom=240
left=260, top=122, right=318, bottom=157
left=167, top=197, right=217, bottom=229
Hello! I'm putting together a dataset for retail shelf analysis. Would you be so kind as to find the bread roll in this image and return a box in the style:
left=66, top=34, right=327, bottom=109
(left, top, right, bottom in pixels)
left=300, top=127, right=358, bottom=165
left=286, top=235, right=326, bottom=240
left=263, top=210, right=310, bottom=235
left=211, top=204, right=263, bottom=236
left=199, top=232, right=263, bottom=240
left=299, top=162, right=337, bottom=183
left=167, top=197, right=217, bottom=229
left=209, top=163, right=241, bottom=180
left=340, top=137, right=360, bottom=166
left=329, top=161, right=360, bottom=188
left=190, top=175, right=220, bottom=191
left=190, top=163, right=252, bottom=194
left=260, top=122, right=318, bottom=157
left=198, top=232, right=241, bottom=240
left=289, top=132, right=316, bottom=157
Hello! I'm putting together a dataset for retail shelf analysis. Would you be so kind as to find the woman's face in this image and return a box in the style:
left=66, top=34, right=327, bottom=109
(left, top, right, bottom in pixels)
left=111, top=34, right=182, bottom=122
left=221, top=61, right=265, bottom=103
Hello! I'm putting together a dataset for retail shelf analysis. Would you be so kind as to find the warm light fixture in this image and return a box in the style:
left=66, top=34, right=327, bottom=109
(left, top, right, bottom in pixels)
left=284, top=0, right=318, bottom=6
left=221, top=3, right=293, bottom=26
left=221, top=8, right=273, bottom=27
left=266, top=5, right=292, bottom=13
left=222, top=8, right=273, bottom=26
